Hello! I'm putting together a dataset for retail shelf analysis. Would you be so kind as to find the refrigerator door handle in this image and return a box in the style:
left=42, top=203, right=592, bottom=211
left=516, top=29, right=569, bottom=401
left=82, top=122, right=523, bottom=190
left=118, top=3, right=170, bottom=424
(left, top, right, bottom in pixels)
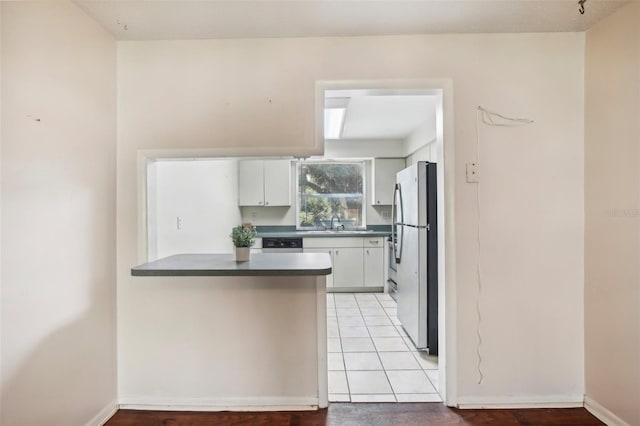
left=391, top=183, right=397, bottom=231
left=393, top=183, right=404, bottom=263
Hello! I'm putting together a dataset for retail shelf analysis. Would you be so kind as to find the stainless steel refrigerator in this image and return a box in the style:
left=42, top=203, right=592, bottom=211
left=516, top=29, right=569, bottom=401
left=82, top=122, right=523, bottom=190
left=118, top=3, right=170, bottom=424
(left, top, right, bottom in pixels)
left=392, top=161, right=438, bottom=354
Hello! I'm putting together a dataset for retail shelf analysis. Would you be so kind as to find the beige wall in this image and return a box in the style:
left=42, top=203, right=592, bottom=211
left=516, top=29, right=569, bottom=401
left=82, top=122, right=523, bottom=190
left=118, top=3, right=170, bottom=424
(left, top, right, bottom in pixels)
left=584, top=3, right=640, bottom=425
left=118, top=32, right=585, bottom=405
left=0, top=5, right=3, bottom=421
left=1, top=2, right=117, bottom=425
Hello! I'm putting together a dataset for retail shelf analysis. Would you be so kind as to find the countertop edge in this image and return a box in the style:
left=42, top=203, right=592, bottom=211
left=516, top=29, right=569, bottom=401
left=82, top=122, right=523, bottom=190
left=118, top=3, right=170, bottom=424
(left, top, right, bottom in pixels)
left=130, top=253, right=333, bottom=277
left=131, top=267, right=332, bottom=277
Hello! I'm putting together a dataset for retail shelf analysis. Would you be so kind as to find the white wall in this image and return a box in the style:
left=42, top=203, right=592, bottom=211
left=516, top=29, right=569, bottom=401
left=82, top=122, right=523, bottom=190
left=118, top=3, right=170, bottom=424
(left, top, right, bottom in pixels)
left=0, top=6, right=3, bottom=421
left=406, top=142, right=437, bottom=166
left=118, top=32, right=585, bottom=405
left=324, top=139, right=405, bottom=158
left=405, top=120, right=437, bottom=158
left=148, top=159, right=242, bottom=260
left=1, top=2, right=117, bottom=425
left=584, top=3, right=640, bottom=425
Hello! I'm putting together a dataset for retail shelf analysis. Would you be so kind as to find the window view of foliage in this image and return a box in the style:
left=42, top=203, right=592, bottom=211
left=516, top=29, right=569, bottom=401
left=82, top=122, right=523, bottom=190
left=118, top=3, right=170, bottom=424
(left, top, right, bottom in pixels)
left=298, top=162, right=365, bottom=229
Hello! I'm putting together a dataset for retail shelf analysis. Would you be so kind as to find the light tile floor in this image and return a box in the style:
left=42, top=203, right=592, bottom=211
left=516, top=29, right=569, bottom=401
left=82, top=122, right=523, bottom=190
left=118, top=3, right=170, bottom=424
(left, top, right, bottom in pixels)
left=327, top=292, right=442, bottom=403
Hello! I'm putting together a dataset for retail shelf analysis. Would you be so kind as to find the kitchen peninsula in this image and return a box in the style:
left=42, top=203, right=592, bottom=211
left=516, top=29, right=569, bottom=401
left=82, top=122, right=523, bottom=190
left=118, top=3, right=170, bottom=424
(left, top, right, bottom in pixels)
left=131, top=253, right=332, bottom=277
left=129, top=252, right=332, bottom=411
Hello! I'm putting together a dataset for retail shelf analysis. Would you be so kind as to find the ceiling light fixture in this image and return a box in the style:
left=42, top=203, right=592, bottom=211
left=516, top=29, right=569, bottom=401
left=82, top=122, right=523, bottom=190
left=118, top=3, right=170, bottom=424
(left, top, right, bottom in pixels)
left=324, top=97, right=350, bottom=140
left=324, top=108, right=346, bottom=139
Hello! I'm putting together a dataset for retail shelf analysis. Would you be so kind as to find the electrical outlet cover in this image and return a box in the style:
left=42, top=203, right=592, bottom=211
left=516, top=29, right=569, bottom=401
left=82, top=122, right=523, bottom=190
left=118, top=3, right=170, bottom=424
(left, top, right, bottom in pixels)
left=466, top=162, right=479, bottom=183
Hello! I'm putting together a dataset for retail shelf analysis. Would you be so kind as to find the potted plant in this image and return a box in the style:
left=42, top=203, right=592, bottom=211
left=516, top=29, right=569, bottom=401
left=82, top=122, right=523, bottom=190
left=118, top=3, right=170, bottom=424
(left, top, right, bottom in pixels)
left=230, top=224, right=257, bottom=262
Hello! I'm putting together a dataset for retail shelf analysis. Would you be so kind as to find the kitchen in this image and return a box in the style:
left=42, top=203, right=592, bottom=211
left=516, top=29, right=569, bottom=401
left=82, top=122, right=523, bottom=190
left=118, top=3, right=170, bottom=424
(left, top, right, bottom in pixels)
left=145, top=88, right=443, bottom=404
left=2, top=1, right=638, bottom=425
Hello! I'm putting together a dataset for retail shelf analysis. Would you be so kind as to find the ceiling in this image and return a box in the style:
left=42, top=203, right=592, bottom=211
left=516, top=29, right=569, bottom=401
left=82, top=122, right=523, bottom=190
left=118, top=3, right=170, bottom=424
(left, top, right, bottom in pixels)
left=75, top=1, right=629, bottom=40
left=337, top=95, right=438, bottom=140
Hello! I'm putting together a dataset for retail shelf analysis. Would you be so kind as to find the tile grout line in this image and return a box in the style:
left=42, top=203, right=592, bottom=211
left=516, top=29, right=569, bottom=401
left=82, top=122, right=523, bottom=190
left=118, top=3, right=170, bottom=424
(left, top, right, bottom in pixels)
left=334, top=294, right=353, bottom=401
left=377, top=293, right=404, bottom=402
left=329, top=293, right=352, bottom=401
left=358, top=293, right=397, bottom=403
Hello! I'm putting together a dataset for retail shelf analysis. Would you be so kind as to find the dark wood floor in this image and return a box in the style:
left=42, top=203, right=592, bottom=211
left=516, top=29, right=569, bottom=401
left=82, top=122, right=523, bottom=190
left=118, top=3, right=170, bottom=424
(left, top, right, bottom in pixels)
left=105, top=404, right=604, bottom=426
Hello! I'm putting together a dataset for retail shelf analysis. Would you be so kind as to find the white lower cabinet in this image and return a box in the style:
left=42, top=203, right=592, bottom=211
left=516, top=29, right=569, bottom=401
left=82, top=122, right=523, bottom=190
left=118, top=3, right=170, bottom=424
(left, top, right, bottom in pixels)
left=332, top=247, right=364, bottom=288
left=304, top=236, right=385, bottom=291
left=304, top=248, right=334, bottom=288
left=364, top=247, right=384, bottom=287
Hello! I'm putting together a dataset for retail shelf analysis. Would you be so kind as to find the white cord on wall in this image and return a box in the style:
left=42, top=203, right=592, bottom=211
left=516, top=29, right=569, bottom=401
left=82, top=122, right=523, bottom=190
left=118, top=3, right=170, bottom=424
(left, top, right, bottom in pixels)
left=474, top=105, right=534, bottom=385
left=475, top=108, right=485, bottom=385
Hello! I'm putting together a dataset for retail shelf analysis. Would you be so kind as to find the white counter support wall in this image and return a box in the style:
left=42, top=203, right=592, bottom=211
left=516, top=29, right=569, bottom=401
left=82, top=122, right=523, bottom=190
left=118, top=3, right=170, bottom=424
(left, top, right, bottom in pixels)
left=120, top=274, right=327, bottom=411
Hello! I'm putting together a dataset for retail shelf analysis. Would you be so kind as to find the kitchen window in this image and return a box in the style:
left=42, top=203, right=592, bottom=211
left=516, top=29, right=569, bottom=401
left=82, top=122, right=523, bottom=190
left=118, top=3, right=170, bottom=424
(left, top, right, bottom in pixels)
left=297, top=161, right=365, bottom=230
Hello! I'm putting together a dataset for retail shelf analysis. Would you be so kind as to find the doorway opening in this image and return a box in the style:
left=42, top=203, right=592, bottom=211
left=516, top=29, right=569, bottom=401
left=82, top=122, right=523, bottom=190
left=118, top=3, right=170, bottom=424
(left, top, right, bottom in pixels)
left=315, top=80, right=453, bottom=406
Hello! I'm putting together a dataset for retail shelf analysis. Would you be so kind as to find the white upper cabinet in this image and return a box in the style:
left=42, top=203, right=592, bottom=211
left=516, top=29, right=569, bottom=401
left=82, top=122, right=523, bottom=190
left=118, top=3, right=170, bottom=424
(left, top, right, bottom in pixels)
left=372, top=158, right=406, bottom=205
left=238, top=160, right=265, bottom=206
left=238, top=159, right=291, bottom=206
left=263, top=160, right=291, bottom=206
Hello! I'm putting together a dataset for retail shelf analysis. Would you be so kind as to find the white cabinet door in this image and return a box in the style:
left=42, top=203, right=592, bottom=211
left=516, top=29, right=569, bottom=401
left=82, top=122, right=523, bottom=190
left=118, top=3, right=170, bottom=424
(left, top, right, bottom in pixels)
left=364, top=247, right=384, bottom=287
left=333, top=248, right=364, bottom=288
left=263, top=160, right=291, bottom=206
left=305, top=248, right=334, bottom=288
left=372, top=158, right=406, bottom=205
left=238, top=160, right=265, bottom=206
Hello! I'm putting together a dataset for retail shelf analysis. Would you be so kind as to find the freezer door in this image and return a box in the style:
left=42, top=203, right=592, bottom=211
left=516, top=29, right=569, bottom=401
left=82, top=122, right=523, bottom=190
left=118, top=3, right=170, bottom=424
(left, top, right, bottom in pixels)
left=396, top=225, right=425, bottom=349
left=395, top=162, right=428, bottom=227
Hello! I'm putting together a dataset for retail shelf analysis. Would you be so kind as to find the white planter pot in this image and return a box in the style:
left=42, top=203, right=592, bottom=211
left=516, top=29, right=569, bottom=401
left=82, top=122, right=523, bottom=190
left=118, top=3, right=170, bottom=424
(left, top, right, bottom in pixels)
left=235, top=247, right=250, bottom=262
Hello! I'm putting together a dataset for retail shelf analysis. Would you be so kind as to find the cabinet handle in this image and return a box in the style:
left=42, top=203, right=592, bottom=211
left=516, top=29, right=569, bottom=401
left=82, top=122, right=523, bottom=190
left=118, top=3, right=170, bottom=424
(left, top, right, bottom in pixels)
left=265, top=201, right=269, bottom=205
left=366, top=250, right=370, bottom=255
left=335, top=250, right=339, bottom=255
left=258, top=201, right=263, bottom=205
left=377, top=200, right=380, bottom=204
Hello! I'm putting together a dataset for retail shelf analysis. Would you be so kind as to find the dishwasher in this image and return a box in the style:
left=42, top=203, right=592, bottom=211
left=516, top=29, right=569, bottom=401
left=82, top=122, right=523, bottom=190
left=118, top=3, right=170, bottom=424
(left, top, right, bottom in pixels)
left=262, top=237, right=303, bottom=253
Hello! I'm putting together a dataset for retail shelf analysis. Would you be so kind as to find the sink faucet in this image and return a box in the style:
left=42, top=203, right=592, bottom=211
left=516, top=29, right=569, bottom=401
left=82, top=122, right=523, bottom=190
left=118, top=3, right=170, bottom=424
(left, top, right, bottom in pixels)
left=330, top=215, right=345, bottom=231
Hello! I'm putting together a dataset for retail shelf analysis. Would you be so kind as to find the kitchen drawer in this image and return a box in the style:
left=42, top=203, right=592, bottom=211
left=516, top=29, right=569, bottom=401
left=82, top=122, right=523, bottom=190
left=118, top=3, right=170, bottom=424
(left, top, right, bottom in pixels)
left=364, top=237, right=385, bottom=247
left=303, top=237, right=363, bottom=248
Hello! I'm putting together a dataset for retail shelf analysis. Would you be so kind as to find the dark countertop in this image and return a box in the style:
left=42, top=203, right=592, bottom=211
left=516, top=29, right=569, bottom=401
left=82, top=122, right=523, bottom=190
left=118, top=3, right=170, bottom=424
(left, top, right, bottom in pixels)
left=256, top=231, right=391, bottom=238
left=131, top=253, right=332, bottom=277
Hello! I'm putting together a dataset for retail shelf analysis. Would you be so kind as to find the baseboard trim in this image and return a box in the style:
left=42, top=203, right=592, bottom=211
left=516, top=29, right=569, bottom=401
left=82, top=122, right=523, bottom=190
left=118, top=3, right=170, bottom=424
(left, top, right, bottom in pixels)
left=118, top=396, right=319, bottom=412
left=456, top=395, right=584, bottom=409
left=584, top=396, right=630, bottom=426
left=86, top=399, right=119, bottom=426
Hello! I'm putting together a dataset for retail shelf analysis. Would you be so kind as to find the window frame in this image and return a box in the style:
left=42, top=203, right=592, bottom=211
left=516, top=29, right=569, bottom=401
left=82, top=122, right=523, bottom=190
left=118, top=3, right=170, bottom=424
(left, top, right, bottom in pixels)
left=295, top=160, right=367, bottom=231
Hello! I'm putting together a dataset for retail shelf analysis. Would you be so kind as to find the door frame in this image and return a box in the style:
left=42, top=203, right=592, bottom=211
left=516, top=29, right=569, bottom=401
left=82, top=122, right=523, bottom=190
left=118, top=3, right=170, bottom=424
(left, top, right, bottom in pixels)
left=315, top=79, right=458, bottom=406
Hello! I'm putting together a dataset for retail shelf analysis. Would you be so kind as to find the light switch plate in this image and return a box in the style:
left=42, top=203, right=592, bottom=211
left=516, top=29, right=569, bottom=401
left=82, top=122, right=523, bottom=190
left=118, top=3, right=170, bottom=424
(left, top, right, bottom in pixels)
left=466, top=162, right=479, bottom=183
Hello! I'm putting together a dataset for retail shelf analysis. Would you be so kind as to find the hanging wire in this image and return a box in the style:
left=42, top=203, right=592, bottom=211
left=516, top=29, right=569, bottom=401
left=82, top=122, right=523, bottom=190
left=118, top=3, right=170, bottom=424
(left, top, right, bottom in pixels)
left=578, top=0, right=587, bottom=15
left=474, top=105, right=534, bottom=385
left=478, top=105, right=534, bottom=127
left=475, top=109, right=485, bottom=385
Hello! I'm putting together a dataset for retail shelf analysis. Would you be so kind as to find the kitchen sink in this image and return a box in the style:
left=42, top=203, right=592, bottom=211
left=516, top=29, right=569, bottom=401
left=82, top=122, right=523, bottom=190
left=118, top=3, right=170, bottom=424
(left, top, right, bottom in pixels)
left=303, top=229, right=375, bottom=235
left=304, top=230, right=340, bottom=234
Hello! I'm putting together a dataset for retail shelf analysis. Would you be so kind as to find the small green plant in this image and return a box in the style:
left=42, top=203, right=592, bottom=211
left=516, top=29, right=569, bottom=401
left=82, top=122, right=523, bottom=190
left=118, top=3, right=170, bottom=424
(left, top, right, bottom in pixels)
left=230, top=225, right=257, bottom=248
